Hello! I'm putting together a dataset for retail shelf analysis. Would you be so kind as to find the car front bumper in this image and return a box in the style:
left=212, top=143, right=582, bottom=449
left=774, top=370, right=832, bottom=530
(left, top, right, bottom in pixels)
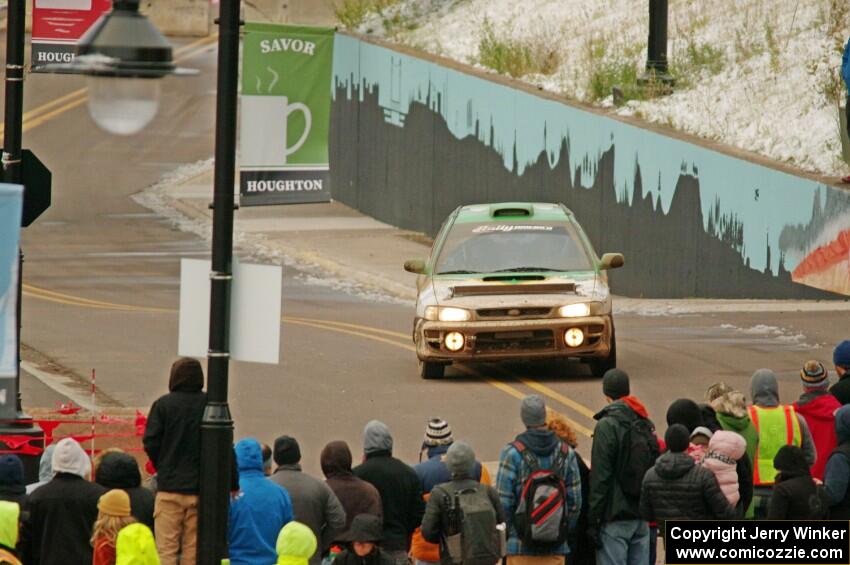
left=414, top=315, right=613, bottom=363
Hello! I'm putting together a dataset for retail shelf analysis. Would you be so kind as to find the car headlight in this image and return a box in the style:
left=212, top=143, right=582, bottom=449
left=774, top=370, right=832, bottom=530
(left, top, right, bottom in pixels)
left=558, top=303, right=590, bottom=318
left=424, top=306, right=472, bottom=322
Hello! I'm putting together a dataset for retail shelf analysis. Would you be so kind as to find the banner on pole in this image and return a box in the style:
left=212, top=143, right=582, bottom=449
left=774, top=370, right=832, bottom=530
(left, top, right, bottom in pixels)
left=240, top=23, right=335, bottom=206
left=178, top=259, right=282, bottom=364
left=31, top=0, right=112, bottom=72
left=0, top=184, right=23, bottom=420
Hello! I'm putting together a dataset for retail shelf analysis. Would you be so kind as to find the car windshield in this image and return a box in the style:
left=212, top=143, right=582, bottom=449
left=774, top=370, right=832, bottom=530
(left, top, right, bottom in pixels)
left=434, top=220, right=594, bottom=274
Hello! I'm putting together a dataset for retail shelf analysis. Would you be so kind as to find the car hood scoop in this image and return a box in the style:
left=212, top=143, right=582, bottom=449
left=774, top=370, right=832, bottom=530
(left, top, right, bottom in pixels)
left=452, top=282, right=576, bottom=297
left=481, top=274, right=546, bottom=282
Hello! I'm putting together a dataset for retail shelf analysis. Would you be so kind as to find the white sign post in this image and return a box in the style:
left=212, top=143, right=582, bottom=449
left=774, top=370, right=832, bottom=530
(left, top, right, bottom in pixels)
left=178, top=258, right=282, bottom=364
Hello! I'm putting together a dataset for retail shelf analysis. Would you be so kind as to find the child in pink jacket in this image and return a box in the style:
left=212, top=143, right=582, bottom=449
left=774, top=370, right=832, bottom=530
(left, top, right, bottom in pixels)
left=702, top=430, right=747, bottom=507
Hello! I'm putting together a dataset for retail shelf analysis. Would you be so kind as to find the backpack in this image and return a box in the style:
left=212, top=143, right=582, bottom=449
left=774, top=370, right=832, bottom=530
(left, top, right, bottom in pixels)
left=616, top=417, right=660, bottom=499
left=437, top=484, right=502, bottom=565
left=511, top=440, right=572, bottom=550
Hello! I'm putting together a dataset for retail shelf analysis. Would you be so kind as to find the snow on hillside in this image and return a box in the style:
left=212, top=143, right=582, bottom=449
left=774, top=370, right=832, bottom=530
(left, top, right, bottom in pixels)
left=348, top=0, right=850, bottom=178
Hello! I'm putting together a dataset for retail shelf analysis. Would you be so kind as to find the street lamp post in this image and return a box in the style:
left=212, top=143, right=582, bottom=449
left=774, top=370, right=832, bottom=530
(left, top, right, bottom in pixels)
left=643, top=0, right=673, bottom=84
left=197, top=0, right=241, bottom=561
left=52, top=1, right=240, bottom=562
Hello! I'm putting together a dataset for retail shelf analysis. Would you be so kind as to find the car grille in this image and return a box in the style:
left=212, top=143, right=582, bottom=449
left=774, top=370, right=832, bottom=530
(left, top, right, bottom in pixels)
left=476, top=307, right=552, bottom=319
left=474, top=330, right=555, bottom=353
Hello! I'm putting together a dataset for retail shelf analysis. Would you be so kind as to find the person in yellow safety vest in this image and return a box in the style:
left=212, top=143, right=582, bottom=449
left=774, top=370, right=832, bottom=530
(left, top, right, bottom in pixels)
left=749, top=369, right=817, bottom=519
left=0, top=501, right=21, bottom=565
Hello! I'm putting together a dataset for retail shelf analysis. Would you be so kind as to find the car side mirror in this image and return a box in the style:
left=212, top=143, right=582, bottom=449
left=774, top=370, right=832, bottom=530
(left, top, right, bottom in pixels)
left=599, top=253, right=625, bottom=270
left=404, top=259, right=427, bottom=274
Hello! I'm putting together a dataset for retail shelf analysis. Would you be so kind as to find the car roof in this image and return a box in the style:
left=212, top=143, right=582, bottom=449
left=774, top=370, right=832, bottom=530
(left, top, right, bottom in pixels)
left=454, top=202, right=573, bottom=224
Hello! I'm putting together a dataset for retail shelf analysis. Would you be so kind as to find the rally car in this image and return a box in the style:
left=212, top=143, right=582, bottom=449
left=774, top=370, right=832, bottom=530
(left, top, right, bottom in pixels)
left=404, top=202, right=624, bottom=379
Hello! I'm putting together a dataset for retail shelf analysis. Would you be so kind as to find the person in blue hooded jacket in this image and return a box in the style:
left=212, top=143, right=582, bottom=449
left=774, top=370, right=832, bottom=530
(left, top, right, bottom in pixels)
left=823, top=405, right=850, bottom=519
left=229, top=438, right=294, bottom=565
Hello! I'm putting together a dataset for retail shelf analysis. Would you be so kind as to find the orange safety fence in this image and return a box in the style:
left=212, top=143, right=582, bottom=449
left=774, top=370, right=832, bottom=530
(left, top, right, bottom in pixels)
left=0, top=403, right=148, bottom=457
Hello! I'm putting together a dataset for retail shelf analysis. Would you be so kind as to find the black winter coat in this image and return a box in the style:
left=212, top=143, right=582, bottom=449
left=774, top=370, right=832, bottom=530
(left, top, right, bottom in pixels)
left=831, top=376, right=850, bottom=405
left=95, top=452, right=155, bottom=529
left=353, top=452, right=424, bottom=552
left=767, top=475, right=829, bottom=520
left=639, top=452, right=735, bottom=534
left=19, top=473, right=106, bottom=565
left=589, top=398, right=653, bottom=525
left=570, top=453, right=594, bottom=565
left=143, top=389, right=207, bottom=494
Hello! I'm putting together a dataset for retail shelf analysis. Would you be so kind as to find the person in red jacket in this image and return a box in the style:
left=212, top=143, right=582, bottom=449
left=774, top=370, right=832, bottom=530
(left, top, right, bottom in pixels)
left=793, top=361, right=841, bottom=481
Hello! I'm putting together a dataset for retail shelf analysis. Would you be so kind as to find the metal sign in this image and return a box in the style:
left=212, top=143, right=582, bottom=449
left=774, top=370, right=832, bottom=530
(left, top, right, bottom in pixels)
left=21, top=150, right=52, bottom=227
left=31, top=0, right=112, bottom=71
left=240, top=23, right=335, bottom=206
left=178, top=259, right=282, bottom=364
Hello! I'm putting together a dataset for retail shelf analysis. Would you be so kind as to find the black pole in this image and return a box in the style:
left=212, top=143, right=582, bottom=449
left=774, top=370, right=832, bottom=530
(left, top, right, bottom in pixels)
left=2, top=0, right=42, bottom=484
left=197, top=0, right=239, bottom=562
left=4, top=0, right=25, bottom=411
left=646, top=0, right=669, bottom=74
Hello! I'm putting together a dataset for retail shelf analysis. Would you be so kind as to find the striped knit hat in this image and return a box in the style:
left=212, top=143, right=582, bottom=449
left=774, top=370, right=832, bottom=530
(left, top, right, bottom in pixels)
left=423, top=418, right=453, bottom=447
left=800, top=360, right=828, bottom=389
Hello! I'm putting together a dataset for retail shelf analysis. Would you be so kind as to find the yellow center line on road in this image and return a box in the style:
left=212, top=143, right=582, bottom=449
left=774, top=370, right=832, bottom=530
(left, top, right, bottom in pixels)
left=2, top=33, right=221, bottom=138
left=23, top=282, right=597, bottom=436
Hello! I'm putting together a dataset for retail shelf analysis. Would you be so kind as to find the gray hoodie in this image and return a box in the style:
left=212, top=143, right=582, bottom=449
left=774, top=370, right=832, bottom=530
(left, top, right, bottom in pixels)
left=363, top=420, right=393, bottom=455
left=750, top=369, right=817, bottom=468
left=25, top=443, right=56, bottom=494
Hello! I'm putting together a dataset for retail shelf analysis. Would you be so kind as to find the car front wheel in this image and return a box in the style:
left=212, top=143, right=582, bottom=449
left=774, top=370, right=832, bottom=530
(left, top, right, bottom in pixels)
left=419, top=360, right=446, bottom=380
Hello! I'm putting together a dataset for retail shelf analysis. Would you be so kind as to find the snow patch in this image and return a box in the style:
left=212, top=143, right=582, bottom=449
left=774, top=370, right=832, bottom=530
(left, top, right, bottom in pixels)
left=357, top=0, right=850, bottom=177
left=133, top=160, right=412, bottom=306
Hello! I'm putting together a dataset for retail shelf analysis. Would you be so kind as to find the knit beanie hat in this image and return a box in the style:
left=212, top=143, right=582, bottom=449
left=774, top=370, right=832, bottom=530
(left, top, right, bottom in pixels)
left=423, top=418, right=453, bottom=447
left=690, top=426, right=713, bottom=441
left=0, top=455, right=23, bottom=486
left=800, top=360, right=829, bottom=389
left=520, top=395, right=546, bottom=428
left=602, top=369, right=630, bottom=400
left=98, top=489, right=131, bottom=517
left=446, top=441, right=476, bottom=479
left=666, top=398, right=704, bottom=433
left=665, top=424, right=690, bottom=453
left=834, top=341, right=850, bottom=369
left=274, top=436, right=302, bottom=466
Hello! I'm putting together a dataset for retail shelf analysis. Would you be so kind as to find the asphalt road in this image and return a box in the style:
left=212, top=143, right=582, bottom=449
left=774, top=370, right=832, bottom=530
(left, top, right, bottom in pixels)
left=8, top=33, right=850, bottom=474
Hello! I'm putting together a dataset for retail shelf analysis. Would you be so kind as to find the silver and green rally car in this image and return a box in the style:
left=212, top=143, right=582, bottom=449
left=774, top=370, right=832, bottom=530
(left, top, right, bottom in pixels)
left=404, top=202, right=624, bottom=379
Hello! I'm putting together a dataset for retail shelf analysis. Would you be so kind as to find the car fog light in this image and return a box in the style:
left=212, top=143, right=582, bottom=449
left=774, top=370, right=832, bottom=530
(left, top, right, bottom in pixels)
left=444, top=331, right=465, bottom=352
left=564, top=328, right=584, bottom=348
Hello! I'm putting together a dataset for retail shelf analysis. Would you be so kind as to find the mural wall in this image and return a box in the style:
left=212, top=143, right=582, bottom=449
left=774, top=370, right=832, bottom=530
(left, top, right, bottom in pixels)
left=330, top=33, right=850, bottom=299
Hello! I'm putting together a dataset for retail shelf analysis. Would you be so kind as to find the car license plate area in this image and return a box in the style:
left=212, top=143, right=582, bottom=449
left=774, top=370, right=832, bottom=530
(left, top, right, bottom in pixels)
left=475, top=329, right=554, bottom=353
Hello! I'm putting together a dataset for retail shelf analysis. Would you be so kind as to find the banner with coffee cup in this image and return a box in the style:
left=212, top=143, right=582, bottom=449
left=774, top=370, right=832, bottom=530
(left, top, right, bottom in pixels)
left=240, top=23, right=335, bottom=205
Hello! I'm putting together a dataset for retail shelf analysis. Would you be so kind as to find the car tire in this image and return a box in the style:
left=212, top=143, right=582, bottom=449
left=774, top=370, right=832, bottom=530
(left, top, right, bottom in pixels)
left=419, top=360, right=446, bottom=380
left=590, top=331, right=617, bottom=378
